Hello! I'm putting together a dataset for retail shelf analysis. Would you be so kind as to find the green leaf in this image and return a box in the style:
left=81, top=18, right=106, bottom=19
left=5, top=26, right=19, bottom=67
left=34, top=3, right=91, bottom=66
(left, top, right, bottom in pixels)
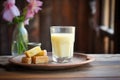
left=13, top=16, right=25, bottom=24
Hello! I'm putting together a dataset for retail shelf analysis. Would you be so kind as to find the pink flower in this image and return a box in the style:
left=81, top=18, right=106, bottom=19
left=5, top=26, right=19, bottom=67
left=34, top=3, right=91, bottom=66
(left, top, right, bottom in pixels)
left=3, top=0, right=20, bottom=22
left=24, top=19, right=30, bottom=25
left=25, top=0, right=43, bottom=19
left=24, top=0, right=43, bottom=25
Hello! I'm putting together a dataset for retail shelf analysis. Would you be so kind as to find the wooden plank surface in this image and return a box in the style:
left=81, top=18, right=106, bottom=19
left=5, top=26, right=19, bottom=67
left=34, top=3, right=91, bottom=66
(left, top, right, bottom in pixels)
left=0, top=54, right=120, bottom=80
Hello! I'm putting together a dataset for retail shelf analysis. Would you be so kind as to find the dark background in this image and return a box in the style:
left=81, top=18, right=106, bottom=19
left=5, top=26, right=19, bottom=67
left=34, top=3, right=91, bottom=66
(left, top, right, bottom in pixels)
left=0, top=0, right=120, bottom=55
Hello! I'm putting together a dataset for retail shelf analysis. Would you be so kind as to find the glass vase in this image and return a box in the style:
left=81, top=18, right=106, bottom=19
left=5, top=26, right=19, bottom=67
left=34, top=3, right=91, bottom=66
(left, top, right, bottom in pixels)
left=11, top=22, right=28, bottom=56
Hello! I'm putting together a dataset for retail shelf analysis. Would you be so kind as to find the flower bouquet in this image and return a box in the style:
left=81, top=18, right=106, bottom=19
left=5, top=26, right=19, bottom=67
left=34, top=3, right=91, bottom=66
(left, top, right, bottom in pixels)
left=2, top=0, right=43, bottom=56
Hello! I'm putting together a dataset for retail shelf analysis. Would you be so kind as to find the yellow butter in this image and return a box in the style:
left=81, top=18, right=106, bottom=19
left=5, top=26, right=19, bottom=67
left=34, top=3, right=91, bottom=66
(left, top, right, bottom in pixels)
left=25, top=46, right=41, bottom=58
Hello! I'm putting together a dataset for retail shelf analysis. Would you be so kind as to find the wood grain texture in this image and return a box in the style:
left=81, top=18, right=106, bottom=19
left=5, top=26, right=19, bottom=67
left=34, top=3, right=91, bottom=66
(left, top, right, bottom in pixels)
left=114, top=0, right=120, bottom=53
left=0, top=54, right=120, bottom=80
left=0, top=0, right=118, bottom=55
left=0, top=0, right=108, bottom=55
left=40, top=0, right=92, bottom=52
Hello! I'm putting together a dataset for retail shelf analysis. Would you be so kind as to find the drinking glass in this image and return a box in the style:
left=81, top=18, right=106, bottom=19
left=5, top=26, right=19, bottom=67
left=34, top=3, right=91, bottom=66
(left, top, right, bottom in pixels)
left=50, top=26, right=75, bottom=63
left=28, top=42, right=41, bottom=49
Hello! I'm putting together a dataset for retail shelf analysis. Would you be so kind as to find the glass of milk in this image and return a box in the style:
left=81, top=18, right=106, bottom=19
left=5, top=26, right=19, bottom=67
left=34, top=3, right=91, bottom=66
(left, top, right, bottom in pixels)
left=50, top=26, right=75, bottom=63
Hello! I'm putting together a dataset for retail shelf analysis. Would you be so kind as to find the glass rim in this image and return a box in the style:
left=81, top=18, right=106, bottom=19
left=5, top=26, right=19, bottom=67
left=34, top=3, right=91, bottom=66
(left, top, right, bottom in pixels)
left=50, top=26, right=75, bottom=28
left=28, top=42, right=41, bottom=46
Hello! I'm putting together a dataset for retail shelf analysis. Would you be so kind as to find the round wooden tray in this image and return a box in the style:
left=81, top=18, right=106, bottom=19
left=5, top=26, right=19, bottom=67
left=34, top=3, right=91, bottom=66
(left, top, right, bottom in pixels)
left=9, top=53, right=95, bottom=70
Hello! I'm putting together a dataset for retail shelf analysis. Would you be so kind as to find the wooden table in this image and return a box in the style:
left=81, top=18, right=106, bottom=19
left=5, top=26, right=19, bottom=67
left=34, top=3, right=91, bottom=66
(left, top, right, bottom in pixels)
left=0, top=54, right=120, bottom=80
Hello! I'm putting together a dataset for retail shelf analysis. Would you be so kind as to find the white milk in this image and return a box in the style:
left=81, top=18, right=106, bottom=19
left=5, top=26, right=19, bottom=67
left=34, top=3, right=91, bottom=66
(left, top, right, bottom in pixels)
left=51, top=33, right=75, bottom=58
